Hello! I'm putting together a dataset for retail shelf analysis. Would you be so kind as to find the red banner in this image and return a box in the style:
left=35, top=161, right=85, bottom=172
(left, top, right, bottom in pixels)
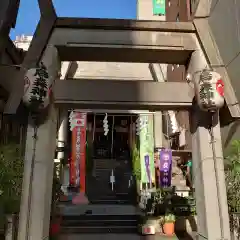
left=70, top=112, right=87, bottom=193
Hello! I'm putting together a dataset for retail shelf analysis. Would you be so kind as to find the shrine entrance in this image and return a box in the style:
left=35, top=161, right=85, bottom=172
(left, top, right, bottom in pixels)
left=13, top=13, right=233, bottom=239
left=84, top=113, right=137, bottom=204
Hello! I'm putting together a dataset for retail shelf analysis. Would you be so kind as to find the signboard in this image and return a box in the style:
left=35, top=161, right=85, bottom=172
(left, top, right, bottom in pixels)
left=152, top=0, right=166, bottom=15
left=159, top=149, right=172, bottom=187
left=70, top=111, right=87, bottom=193
left=139, top=115, right=155, bottom=184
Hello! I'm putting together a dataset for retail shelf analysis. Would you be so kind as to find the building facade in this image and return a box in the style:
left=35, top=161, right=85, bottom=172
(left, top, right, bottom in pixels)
left=207, top=0, right=240, bottom=147
left=0, top=37, right=27, bottom=152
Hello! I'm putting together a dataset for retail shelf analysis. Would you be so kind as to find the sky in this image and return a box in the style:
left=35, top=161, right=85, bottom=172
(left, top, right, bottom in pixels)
left=10, top=0, right=137, bottom=40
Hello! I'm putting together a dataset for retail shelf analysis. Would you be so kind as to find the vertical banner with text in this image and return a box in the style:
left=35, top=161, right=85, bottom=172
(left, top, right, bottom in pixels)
left=139, top=115, right=155, bottom=185
left=70, top=111, right=87, bottom=193
left=159, top=149, right=172, bottom=187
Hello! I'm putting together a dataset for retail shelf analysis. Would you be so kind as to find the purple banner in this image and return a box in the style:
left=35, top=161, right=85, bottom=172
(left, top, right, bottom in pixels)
left=159, top=149, right=172, bottom=187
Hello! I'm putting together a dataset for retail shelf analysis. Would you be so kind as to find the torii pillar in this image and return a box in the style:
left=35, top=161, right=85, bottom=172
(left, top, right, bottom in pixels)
left=18, top=45, right=60, bottom=240
left=188, top=50, right=231, bottom=240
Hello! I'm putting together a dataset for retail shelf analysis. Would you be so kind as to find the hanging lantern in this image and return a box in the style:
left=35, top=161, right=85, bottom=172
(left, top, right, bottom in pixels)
left=194, top=69, right=224, bottom=111
left=22, top=62, right=54, bottom=112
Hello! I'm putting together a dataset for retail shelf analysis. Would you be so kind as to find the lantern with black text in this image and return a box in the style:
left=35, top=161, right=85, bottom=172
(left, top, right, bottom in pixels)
left=22, top=62, right=53, bottom=111
left=194, top=69, right=224, bottom=111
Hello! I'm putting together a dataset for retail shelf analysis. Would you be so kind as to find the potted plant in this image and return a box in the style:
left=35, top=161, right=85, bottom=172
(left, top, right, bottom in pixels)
left=139, top=191, right=156, bottom=235
left=162, top=211, right=176, bottom=236
left=140, top=213, right=161, bottom=235
left=139, top=189, right=166, bottom=235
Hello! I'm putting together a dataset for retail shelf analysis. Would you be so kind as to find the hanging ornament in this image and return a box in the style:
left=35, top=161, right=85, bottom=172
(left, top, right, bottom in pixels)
left=136, top=115, right=148, bottom=135
left=194, top=69, right=224, bottom=112
left=22, top=62, right=54, bottom=112
left=136, top=117, right=142, bottom=136
left=103, top=113, right=109, bottom=136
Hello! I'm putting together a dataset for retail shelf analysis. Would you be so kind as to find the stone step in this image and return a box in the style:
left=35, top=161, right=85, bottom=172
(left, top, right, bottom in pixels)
left=90, top=199, right=133, bottom=205
left=61, top=225, right=138, bottom=234
left=61, top=214, right=139, bottom=234
left=62, top=214, right=139, bottom=226
left=93, top=159, right=116, bottom=168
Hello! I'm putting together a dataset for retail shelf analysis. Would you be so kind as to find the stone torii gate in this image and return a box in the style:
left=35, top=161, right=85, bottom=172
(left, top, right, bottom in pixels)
left=1, top=1, right=238, bottom=240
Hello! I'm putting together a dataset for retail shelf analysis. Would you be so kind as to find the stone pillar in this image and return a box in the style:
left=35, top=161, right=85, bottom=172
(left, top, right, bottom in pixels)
left=18, top=107, right=57, bottom=240
left=57, top=109, right=69, bottom=190
left=58, top=61, right=72, bottom=189
left=191, top=106, right=230, bottom=240
left=18, top=45, right=60, bottom=240
left=188, top=49, right=231, bottom=239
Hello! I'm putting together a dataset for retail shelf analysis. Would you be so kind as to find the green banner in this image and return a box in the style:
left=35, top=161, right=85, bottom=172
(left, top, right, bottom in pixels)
left=152, top=0, right=166, bottom=15
left=139, top=115, right=155, bottom=184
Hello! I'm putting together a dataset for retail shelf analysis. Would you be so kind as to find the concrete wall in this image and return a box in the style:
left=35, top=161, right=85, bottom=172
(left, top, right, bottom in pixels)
left=73, top=62, right=154, bottom=81
left=208, top=0, right=240, bottom=147
left=71, top=0, right=165, bottom=82
left=209, top=0, right=240, bottom=101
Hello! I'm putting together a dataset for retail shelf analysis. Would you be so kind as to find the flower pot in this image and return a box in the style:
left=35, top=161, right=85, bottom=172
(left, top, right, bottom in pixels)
left=141, top=218, right=156, bottom=235
left=163, top=222, right=175, bottom=236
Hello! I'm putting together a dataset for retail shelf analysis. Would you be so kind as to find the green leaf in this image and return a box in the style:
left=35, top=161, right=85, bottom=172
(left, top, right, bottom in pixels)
left=0, top=143, right=23, bottom=214
left=132, top=143, right=141, bottom=180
